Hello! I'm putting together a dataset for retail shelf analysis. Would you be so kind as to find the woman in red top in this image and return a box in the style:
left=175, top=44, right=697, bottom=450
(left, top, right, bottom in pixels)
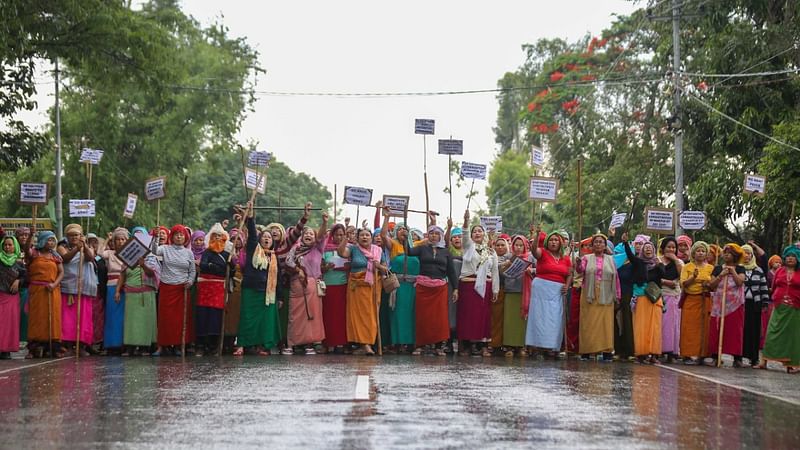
left=526, top=229, right=573, bottom=354
left=760, top=245, right=800, bottom=373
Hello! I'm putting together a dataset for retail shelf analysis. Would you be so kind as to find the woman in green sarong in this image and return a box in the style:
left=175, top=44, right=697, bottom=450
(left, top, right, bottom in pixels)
left=759, top=245, right=800, bottom=373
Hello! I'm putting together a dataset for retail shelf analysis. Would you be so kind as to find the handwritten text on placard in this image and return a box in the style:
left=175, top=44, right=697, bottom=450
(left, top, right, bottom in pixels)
left=528, top=177, right=558, bottom=202
left=344, top=186, right=373, bottom=206
left=460, top=162, right=487, bottom=180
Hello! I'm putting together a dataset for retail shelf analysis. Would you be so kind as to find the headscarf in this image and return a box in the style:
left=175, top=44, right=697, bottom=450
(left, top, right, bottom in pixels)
left=677, top=235, right=693, bottom=260
left=64, top=223, right=82, bottom=236
left=112, top=227, right=130, bottom=241
left=266, top=223, right=286, bottom=243
left=782, top=244, right=800, bottom=262
left=324, top=224, right=345, bottom=252
left=450, top=227, right=462, bottom=237
left=511, top=235, right=534, bottom=317
left=228, top=228, right=247, bottom=268
left=252, top=231, right=278, bottom=305
left=410, top=228, right=424, bottom=242
left=633, top=234, right=651, bottom=246
left=205, top=223, right=228, bottom=254
left=639, top=241, right=658, bottom=270
left=544, top=230, right=568, bottom=256
left=189, top=230, right=206, bottom=259
left=741, top=244, right=758, bottom=270
left=286, top=227, right=317, bottom=271
left=768, top=254, right=782, bottom=269
left=152, top=226, right=169, bottom=243
left=169, top=225, right=191, bottom=248
left=708, top=244, right=722, bottom=265
left=723, top=243, right=745, bottom=265
left=690, top=241, right=710, bottom=263
left=36, top=231, right=56, bottom=250
left=449, top=227, right=464, bottom=257
left=590, top=233, right=608, bottom=252
left=427, top=225, right=446, bottom=248
left=0, top=235, right=21, bottom=267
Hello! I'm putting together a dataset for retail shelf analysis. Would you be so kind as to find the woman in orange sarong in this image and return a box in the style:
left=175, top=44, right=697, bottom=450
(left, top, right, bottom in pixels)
left=25, top=231, right=64, bottom=358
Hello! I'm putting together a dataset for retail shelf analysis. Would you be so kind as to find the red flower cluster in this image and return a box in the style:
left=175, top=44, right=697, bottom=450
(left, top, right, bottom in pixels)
left=531, top=123, right=560, bottom=134
left=550, top=71, right=565, bottom=82
left=697, top=81, right=709, bottom=92
left=561, top=99, right=580, bottom=115
left=527, top=102, right=541, bottom=112
left=565, top=63, right=578, bottom=71
left=587, top=36, right=609, bottom=54
left=535, top=89, right=549, bottom=99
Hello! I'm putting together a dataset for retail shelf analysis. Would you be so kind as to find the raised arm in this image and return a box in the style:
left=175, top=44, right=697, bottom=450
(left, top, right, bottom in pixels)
left=286, top=202, right=312, bottom=248
left=337, top=236, right=351, bottom=259
left=379, top=206, right=392, bottom=250
left=530, top=224, right=543, bottom=260
left=317, top=211, right=329, bottom=244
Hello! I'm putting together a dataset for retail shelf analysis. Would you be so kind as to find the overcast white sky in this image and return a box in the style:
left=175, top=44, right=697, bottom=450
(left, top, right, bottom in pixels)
left=28, top=1, right=638, bottom=229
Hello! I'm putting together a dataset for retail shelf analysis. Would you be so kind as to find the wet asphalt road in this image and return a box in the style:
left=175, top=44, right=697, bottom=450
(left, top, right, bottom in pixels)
left=1, top=355, right=799, bottom=449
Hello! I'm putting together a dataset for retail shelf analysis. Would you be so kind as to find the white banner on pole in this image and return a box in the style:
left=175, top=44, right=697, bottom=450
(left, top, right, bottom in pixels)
left=244, top=168, right=266, bottom=194
left=79, top=148, right=104, bottom=165
left=644, top=207, right=675, bottom=233
left=460, top=162, right=487, bottom=180
left=528, top=177, right=559, bottom=202
left=19, top=182, right=48, bottom=204
left=414, top=119, right=435, bottom=135
left=531, top=145, right=545, bottom=167
left=69, top=199, right=96, bottom=218
left=480, top=216, right=503, bottom=232
left=438, top=139, right=463, bottom=155
left=144, top=176, right=167, bottom=201
left=609, top=212, right=627, bottom=229
left=679, top=210, right=706, bottom=230
left=248, top=150, right=271, bottom=167
left=123, top=193, right=137, bottom=219
left=382, top=195, right=409, bottom=217
left=743, top=174, right=766, bottom=196
left=343, top=186, right=373, bottom=206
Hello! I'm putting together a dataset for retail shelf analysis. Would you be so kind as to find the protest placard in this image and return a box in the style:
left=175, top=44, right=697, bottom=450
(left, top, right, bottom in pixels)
left=116, top=236, right=151, bottom=268
left=743, top=174, right=767, bottom=196
left=19, top=182, right=48, bottom=205
left=79, top=148, right=104, bottom=164
left=248, top=150, right=271, bottom=167
left=460, top=162, right=487, bottom=180
left=503, top=257, right=532, bottom=279
left=609, top=212, right=627, bottom=229
left=244, top=168, right=266, bottom=194
left=123, top=193, right=138, bottom=219
left=382, top=195, right=410, bottom=217
left=531, top=145, right=545, bottom=167
left=144, top=176, right=167, bottom=201
left=480, top=216, right=503, bottom=232
left=528, top=177, right=559, bottom=202
left=438, top=139, right=463, bottom=155
left=69, top=199, right=96, bottom=218
left=414, top=119, right=435, bottom=135
left=344, top=186, right=373, bottom=206
left=644, top=207, right=675, bottom=233
left=679, top=211, right=706, bottom=230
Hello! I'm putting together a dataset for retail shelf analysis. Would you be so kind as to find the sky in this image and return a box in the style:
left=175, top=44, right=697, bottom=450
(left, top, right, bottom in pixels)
left=26, top=0, right=639, bottom=230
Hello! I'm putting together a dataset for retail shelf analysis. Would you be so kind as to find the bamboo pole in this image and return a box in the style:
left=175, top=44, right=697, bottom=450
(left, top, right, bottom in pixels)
left=75, top=248, right=84, bottom=359
left=716, top=274, right=728, bottom=367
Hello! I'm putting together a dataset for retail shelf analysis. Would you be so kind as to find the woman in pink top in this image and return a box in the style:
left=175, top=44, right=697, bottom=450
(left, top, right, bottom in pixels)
left=575, top=233, right=620, bottom=361
left=284, top=211, right=329, bottom=355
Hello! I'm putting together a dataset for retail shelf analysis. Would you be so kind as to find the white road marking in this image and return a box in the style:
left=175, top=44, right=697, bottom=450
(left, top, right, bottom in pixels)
left=658, top=364, right=800, bottom=407
left=354, top=375, right=370, bottom=400
left=0, top=357, right=74, bottom=375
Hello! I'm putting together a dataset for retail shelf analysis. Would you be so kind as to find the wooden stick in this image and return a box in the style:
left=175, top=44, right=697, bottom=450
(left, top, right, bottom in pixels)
left=48, top=288, right=53, bottom=357
left=156, top=199, right=161, bottom=227
left=251, top=206, right=322, bottom=211
left=716, top=274, right=728, bottom=367
left=423, top=136, right=430, bottom=228
left=375, top=268, right=382, bottom=356
left=218, top=255, right=231, bottom=356
left=466, top=179, right=476, bottom=210
left=576, top=158, right=583, bottom=242
left=448, top=154, right=453, bottom=220
left=86, top=163, right=92, bottom=234
left=333, top=184, right=338, bottom=222
left=76, top=248, right=84, bottom=359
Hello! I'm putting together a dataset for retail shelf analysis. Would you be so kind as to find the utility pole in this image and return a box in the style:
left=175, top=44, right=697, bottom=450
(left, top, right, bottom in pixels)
left=672, top=0, right=685, bottom=235
left=54, top=59, right=64, bottom=238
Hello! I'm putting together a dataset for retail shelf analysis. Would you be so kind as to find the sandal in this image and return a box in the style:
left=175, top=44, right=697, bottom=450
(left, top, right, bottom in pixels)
left=481, top=348, right=492, bottom=357
left=752, top=362, right=767, bottom=370
left=518, top=349, right=529, bottom=358
left=504, top=350, right=514, bottom=357
left=788, top=367, right=800, bottom=374
left=411, top=348, right=423, bottom=356
left=435, top=348, right=446, bottom=356
left=257, top=349, right=270, bottom=356
left=232, top=347, right=244, bottom=356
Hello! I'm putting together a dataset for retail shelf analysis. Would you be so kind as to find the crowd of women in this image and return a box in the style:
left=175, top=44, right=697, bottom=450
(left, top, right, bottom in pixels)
left=0, top=201, right=798, bottom=374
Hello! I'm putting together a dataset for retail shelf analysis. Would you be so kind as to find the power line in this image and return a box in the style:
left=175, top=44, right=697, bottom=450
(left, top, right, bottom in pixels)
left=686, top=91, right=800, bottom=153
left=710, top=44, right=798, bottom=88
left=682, top=67, right=800, bottom=78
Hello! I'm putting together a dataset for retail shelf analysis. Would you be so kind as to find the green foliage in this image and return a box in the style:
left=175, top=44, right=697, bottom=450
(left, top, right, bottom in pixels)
left=0, top=0, right=330, bottom=235
left=490, top=1, right=800, bottom=253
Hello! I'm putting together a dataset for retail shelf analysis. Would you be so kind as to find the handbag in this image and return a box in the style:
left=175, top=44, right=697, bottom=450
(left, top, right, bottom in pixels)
left=316, top=280, right=327, bottom=297
left=644, top=281, right=662, bottom=304
left=382, top=270, right=400, bottom=293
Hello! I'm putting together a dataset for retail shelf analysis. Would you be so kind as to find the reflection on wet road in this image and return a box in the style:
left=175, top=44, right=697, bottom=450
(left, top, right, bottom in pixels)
left=0, top=356, right=798, bottom=448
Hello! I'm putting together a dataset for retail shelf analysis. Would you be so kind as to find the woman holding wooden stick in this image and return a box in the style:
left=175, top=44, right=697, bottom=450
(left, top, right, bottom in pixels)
left=195, top=223, right=232, bottom=356
left=707, top=244, right=746, bottom=367
left=338, top=227, right=388, bottom=355
left=23, top=230, right=63, bottom=358
left=153, top=224, right=195, bottom=356
left=57, top=224, right=96, bottom=356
